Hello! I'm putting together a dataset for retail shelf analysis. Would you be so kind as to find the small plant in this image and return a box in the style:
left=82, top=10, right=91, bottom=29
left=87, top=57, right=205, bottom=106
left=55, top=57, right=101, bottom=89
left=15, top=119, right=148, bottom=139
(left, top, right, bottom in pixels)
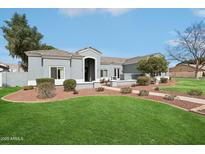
left=95, top=87, right=104, bottom=92
left=137, top=76, right=150, bottom=86
left=154, top=87, right=160, bottom=91
left=131, top=84, right=136, bottom=87
left=63, top=79, right=77, bottom=91
left=138, top=90, right=149, bottom=96
left=160, top=77, right=168, bottom=83
left=187, top=89, right=203, bottom=96
left=163, top=94, right=176, bottom=101
left=22, top=85, right=34, bottom=90
left=73, top=89, right=79, bottom=94
left=37, top=82, right=55, bottom=99
left=120, top=87, right=132, bottom=94
left=150, top=77, right=156, bottom=84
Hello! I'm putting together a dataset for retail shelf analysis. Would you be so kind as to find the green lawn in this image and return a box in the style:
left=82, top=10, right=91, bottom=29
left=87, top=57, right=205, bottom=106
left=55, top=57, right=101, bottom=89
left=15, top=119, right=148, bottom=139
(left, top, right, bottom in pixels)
left=0, top=87, right=205, bottom=144
left=160, top=78, right=205, bottom=95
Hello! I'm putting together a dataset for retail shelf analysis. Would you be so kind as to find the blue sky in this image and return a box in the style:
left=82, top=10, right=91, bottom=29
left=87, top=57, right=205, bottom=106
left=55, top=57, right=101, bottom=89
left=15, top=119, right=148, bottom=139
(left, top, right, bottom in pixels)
left=0, top=8, right=205, bottom=66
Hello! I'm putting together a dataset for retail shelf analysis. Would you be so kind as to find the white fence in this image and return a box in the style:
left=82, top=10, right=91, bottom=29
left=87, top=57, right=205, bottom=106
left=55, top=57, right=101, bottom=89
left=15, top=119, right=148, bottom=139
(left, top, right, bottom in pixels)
left=0, top=73, right=2, bottom=87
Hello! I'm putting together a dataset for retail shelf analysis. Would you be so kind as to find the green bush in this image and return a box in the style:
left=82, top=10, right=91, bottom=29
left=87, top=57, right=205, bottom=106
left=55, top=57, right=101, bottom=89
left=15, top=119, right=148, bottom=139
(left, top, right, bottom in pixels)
left=22, top=85, right=34, bottom=90
left=36, top=78, right=54, bottom=86
left=154, top=87, right=160, bottom=91
left=160, top=77, right=168, bottom=83
left=138, top=90, right=149, bottom=96
left=137, top=76, right=150, bottom=86
left=95, top=87, right=104, bottom=92
left=163, top=95, right=176, bottom=101
left=187, top=89, right=203, bottom=96
left=37, top=82, right=55, bottom=99
left=120, top=87, right=132, bottom=94
left=150, top=77, right=156, bottom=84
left=63, top=79, right=77, bottom=91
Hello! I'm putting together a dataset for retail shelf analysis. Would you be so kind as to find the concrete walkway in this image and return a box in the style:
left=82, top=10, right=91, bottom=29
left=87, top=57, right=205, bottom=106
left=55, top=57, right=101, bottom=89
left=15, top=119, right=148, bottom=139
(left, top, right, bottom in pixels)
left=103, top=86, right=205, bottom=105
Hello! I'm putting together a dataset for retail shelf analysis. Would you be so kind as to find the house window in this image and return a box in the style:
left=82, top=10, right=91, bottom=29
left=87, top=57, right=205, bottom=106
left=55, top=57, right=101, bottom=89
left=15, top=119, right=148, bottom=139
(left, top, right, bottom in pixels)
left=100, top=69, right=108, bottom=77
left=114, top=68, right=120, bottom=78
left=50, top=67, right=64, bottom=79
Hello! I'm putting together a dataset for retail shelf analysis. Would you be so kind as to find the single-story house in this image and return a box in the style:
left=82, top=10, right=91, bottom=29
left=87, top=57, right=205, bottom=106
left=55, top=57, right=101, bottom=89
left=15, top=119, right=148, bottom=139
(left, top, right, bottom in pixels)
left=25, top=47, right=164, bottom=85
left=169, top=63, right=205, bottom=78
left=0, top=47, right=167, bottom=87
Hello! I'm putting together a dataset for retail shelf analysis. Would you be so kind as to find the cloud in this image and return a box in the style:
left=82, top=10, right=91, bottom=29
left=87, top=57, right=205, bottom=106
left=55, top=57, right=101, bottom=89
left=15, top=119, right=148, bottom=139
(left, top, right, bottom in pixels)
left=101, top=8, right=132, bottom=16
left=192, top=9, right=205, bottom=17
left=165, top=39, right=179, bottom=46
left=59, top=8, right=132, bottom=17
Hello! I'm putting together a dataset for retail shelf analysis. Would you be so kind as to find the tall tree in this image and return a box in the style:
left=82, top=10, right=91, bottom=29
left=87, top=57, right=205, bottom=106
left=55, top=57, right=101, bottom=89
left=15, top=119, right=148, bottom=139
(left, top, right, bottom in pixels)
left=39, top=44, right=56, bottom=50
left=137, top=56, right=168, bottom=77
left=1, top=13, right=55, bottom=71
left=167, top=21, right=205, bottom=79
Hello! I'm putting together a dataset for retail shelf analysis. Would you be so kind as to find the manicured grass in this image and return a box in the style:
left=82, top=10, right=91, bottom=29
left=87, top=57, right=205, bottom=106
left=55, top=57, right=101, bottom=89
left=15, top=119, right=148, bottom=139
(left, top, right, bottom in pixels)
left=0, top=88, right=205, bottom=144
left=160, top=78, right=205, bottom=95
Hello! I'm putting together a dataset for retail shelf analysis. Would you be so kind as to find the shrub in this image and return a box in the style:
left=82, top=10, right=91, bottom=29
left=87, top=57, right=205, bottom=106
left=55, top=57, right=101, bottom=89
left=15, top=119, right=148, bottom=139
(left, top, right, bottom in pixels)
left=22, top=85, right=34, bottom=90
left=137, top=76, right=150, bottom=86
left=150, top=77, right=156, bottom=84
left=36, top=78, right=54, bottom=86
left=120, top=87, right=132, bottom=94
left=160, top=77, right=168, bottom=83
left=63, top=79, right=77, bottom=91
left=95, top=87, right=104, bottom=92
left=163, top=94, right=176, bottom=101
left=138, top=90, right=149, bottom=96
left=37, top=82, right=55, bottom=99
left=73, top=89, right=79, bottom=94
left=154, top=87, right=160, bottom=91
left=187, top=89, right=203, bottom=96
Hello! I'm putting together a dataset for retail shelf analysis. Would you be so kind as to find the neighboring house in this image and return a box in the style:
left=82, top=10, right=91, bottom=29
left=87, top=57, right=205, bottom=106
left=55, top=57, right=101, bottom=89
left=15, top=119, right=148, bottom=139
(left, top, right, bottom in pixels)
left=7, top=64, right=24, bottom=72
left=0, top=61, right=24, bottom=73
left=169, top=63, right=205, bottom=78
left=25, top=47, right=164, bottom=85
left=0, top=61, right=9, bottom=72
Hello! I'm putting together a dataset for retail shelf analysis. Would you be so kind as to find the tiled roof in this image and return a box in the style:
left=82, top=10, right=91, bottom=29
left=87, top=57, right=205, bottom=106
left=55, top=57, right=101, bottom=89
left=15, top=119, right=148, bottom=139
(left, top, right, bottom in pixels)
left=25, top=49, right=82, bottom=58
left=75, top=47, right=102, bottom=54
left=0, top=61, right=9, bottom=68
left=101, top=56, right=127, bottom=65
left=124, top=53, right=163, bottom=65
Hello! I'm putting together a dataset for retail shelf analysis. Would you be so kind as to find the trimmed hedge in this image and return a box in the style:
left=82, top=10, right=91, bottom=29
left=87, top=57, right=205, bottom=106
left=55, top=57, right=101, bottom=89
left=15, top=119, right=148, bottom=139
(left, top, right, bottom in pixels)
left=160, top=77, right=168, bottom=83
left=22, top=86, right=34, bottom=91
left=137, top=76, right=150, bottom=86
left=138, top=90, right=149, bottom=96
left=63, top=79, right=77, bottom=91
left=36, top=78, right=54, bottom=86
left=163, top=95, right=176, bottom=101
left=37, top=82, right=55, bottom=99
left=95, top=87, right=104, bottom=92
left=120, top=87, right=132, bottom=94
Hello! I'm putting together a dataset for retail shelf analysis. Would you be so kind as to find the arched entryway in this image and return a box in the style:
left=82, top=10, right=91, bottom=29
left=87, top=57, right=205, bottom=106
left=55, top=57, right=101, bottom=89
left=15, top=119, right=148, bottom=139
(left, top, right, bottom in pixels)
left=84, top=58, right=95, bottom=82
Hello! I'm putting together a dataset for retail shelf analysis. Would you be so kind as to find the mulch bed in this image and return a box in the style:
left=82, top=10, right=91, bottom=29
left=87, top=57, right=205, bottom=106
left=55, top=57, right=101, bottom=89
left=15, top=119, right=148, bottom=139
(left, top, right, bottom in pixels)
left=142, top=95, right=202, bottom=110
left=2, top=86, right=203, bottom=113
left=3, top=86, right=122, bottom=103
left=128, top=81, right=205, bottom=99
